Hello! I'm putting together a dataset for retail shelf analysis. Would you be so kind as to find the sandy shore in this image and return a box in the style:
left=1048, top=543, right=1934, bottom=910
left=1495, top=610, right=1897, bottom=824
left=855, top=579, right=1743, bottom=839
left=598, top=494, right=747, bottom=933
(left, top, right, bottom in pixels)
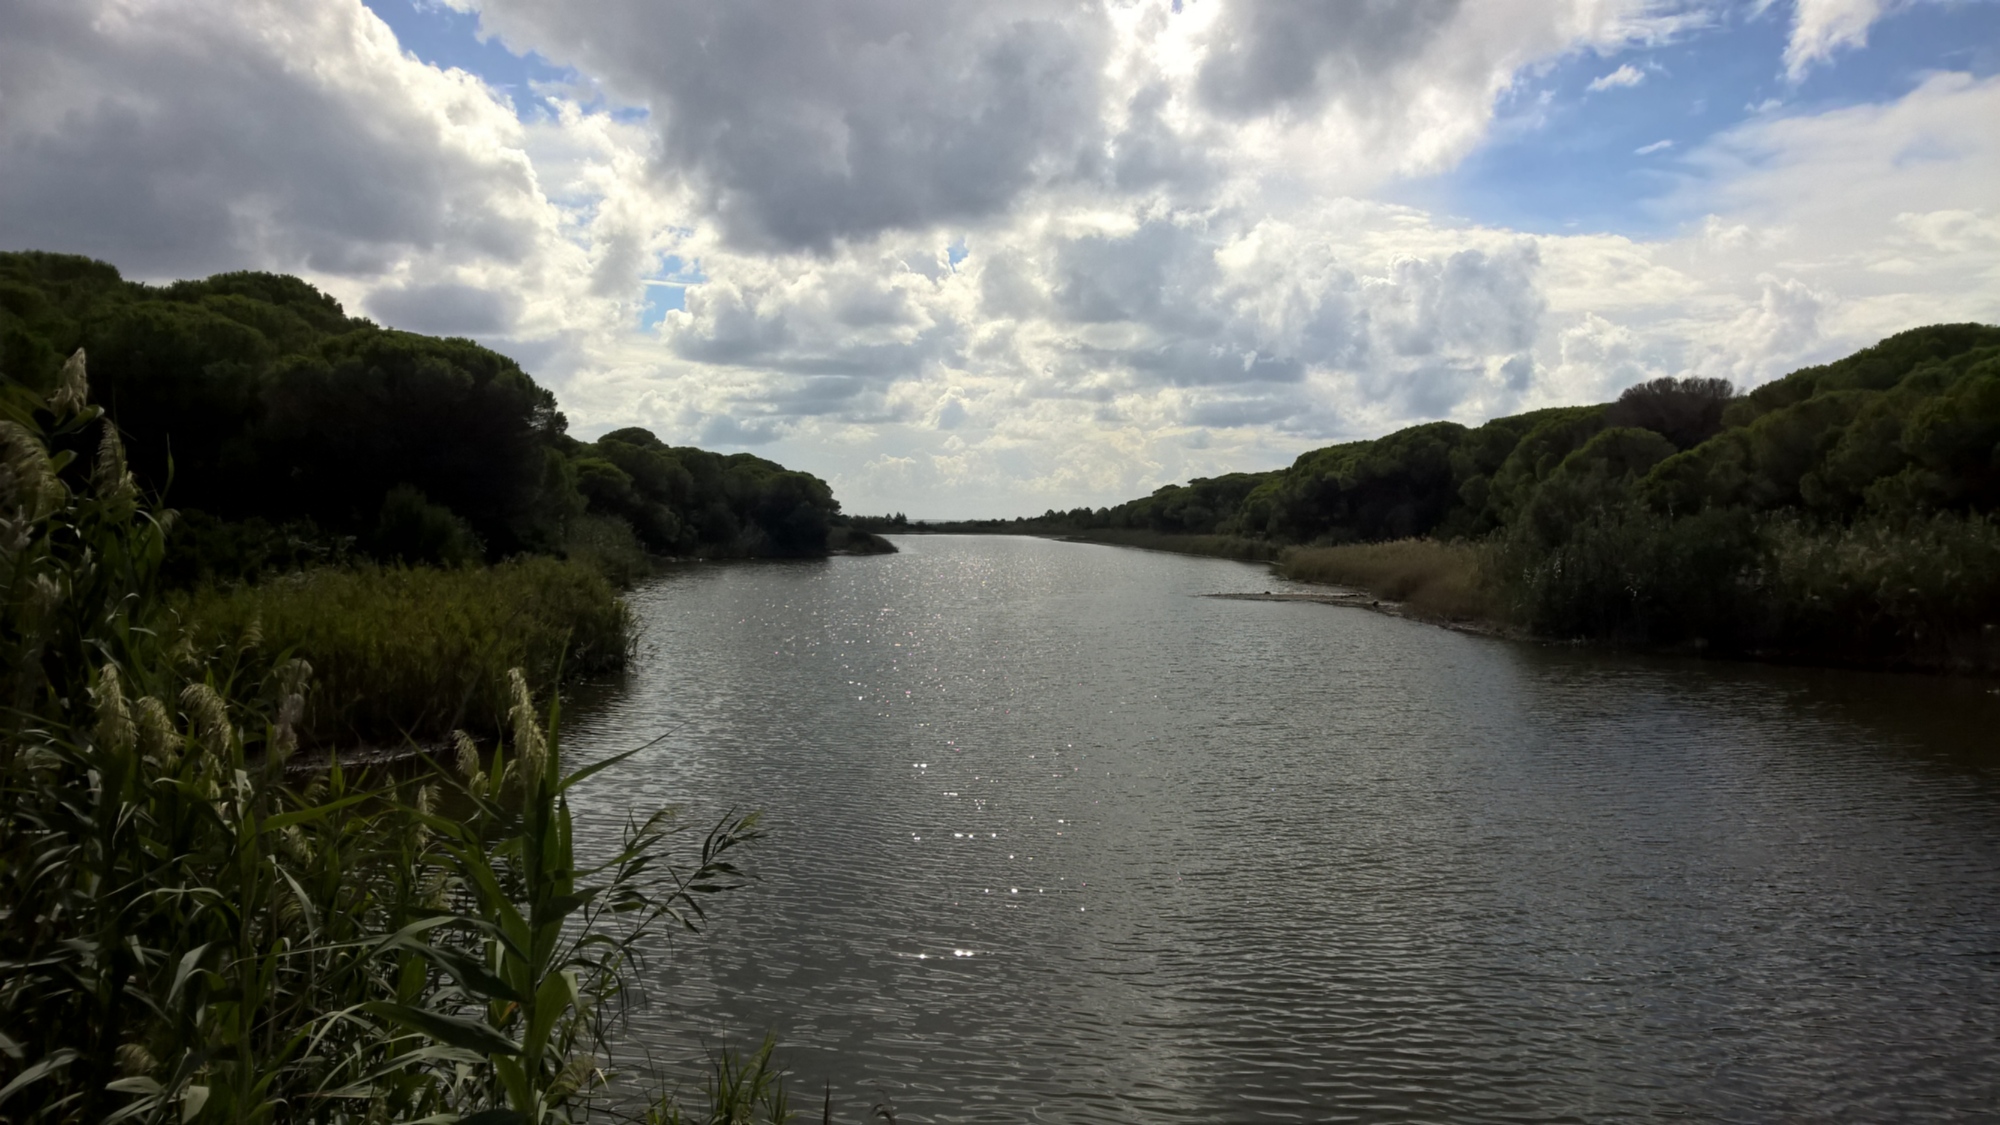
left=1203, top=590, right=1512, bottom=638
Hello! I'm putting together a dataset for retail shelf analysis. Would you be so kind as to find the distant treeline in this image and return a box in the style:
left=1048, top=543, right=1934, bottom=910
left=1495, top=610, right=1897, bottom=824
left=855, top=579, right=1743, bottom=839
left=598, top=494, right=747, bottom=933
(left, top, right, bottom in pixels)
left=982, top=325, right=2000, bottom=670
left=0, top=251, right=879, bottom=586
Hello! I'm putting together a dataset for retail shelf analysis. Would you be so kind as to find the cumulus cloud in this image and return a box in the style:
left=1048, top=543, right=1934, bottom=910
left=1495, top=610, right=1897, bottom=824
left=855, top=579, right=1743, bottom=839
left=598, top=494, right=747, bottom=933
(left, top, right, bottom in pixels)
left=466, top=0, right=1115, bottom=252
left=5, top=0, right=1996, bottom=517
left=1194, top=0, right=1465, bottom=118
left=0, top=0, right=551, bottom=280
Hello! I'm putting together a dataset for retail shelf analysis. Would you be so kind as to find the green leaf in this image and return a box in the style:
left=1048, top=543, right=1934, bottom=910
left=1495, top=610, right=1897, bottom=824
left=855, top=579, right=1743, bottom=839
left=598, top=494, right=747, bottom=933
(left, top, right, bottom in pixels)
left=262, top=791, right=371, bottom=830
left=556, top=746, right=642, bottom=794
left=0, top=1049, right=78, bottom=1107
left=168, top=943, right=210, bottom=1008
left=363, top=1002, right=522, bottom=1057
left=395, top=940, right=524, bottom=1005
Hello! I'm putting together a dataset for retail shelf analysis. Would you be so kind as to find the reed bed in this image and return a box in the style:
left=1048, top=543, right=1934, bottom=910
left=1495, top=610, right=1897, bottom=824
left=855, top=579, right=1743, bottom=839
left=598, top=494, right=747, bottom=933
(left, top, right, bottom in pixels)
left=1279, top=538, right=1498, bottom=623
left=1756, top=512, right=2000, bottom=669
left=174, top=558, right=632, bottom=747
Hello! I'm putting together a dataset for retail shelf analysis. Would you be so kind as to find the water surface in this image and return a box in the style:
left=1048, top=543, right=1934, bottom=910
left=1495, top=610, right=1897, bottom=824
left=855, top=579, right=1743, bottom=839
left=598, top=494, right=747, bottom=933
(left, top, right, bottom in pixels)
left=564, top=535, right=2000, bottom=1122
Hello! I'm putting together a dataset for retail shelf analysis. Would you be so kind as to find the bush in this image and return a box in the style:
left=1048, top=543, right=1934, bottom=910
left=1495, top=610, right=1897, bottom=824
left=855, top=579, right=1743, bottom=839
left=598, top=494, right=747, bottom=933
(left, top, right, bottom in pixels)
left=1495, top=503, right=1757, bottom=644
left=175, top=557, right=632, bottom=746
left=1759, top=511, right=2000, bottom=670
left=370, top=483, right=484, bottom=567
left=566, top=512, right=654, bottom=586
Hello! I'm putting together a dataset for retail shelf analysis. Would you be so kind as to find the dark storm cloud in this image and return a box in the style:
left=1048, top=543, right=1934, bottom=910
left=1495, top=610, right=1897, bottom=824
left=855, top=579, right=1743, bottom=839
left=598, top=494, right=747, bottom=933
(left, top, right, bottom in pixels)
left=471, top=0, right=1113, bottom=252
left=1196, top=0, right=1464, bottom=119
left=0, top=0, right=539, bottom=281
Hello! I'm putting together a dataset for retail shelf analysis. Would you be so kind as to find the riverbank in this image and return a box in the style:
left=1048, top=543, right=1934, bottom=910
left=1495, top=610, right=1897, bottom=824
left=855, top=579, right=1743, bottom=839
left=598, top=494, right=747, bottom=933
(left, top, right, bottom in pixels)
left=1055, top=527, right=1278, bottom=560
left=1093, top=529, right=2000, bottom=676
left=1203, top=590, right=1515, bottom=639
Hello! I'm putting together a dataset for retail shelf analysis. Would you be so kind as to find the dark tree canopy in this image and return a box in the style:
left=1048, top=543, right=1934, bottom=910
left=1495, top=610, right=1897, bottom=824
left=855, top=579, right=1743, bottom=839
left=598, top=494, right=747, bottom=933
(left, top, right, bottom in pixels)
left=1604, top=375, right=1737, bottom=451
left=1018, top=324, right=2000, bottom=549
left=0, top=251, right=848, bottom=581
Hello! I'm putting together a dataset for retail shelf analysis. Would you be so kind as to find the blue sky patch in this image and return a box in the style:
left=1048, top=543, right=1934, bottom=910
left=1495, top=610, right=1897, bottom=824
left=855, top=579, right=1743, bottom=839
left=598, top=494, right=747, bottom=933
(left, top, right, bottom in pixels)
left=1398, top=0, right=2000, bottom=239
left=360, top=0, right=575, bottom=112
left=640, top=256, right=706, bottom=330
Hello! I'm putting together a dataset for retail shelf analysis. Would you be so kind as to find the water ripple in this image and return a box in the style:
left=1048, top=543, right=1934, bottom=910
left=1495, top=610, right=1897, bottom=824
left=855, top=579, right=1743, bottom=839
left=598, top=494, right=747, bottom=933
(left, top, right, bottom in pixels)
left=562, top=536, right=2000, bottom=1122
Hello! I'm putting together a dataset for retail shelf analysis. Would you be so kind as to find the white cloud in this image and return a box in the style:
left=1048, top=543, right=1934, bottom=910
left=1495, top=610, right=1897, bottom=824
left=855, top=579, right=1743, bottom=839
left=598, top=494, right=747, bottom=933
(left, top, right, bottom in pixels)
left=3, top=0, right=1996, bottom=517
left=1589, top=63, right=1648, bottom=91
left=0, top=0, right=551, bottom=281
left=1635, top=139, right=1675, bottom=154
left=464, top=0, right=1118, bottom=253
left=1783, top=0, right=1897, bottom=80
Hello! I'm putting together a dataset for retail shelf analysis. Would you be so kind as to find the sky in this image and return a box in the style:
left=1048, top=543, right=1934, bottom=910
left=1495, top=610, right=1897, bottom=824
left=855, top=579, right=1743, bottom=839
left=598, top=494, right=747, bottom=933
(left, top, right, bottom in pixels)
left=2, top=0, right=1996, bottom=517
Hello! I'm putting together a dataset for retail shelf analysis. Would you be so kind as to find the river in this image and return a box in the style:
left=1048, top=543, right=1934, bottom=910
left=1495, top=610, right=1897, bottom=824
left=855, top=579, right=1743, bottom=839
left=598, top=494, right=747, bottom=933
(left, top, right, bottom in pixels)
left=562, top=534, right=2000, bottom=1122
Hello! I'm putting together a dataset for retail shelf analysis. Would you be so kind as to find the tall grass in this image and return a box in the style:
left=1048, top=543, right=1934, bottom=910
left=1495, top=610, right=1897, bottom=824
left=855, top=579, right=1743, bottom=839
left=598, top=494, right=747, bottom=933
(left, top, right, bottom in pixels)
left=1061, top=528, right=1280, bottom=561
left=565, top=512, right=654, bottom=588
left=1757, top=512, right=2000, bottom=670
left=1279, top=539, right=1498, bottom=623
left=174, top=559, right=632, bottom=747
left=1489, top=497, right=2000, bottom=669
left=0, top=354, right=787, bottom=1123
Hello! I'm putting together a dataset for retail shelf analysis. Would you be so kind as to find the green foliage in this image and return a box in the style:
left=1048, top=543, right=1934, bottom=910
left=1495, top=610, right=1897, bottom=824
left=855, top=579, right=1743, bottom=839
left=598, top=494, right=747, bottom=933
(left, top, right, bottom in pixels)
left=1098, top=472, right=1276, bottom=537
left=564, top=513, right=654, bottom=587
left=646, top=1037, right=792, bottom=1125
left=173, top=557, right=631, bottom=747
left=575, top=427, right=841, bottom=558
left=371, top=484, right=485, bottom=568
left=159, top=510, right=353, bottom=588
left=0, top=352, right=785, bottom=1124
left=0, top=250, right=857, bottom=581
left=258, top=328, right=576, bottom=554
left=1603, top=376, right=1735, bottom=450
left=1756, top=511, right=2000, bottom=668
left=1068, top=323, right=2000, bottom=668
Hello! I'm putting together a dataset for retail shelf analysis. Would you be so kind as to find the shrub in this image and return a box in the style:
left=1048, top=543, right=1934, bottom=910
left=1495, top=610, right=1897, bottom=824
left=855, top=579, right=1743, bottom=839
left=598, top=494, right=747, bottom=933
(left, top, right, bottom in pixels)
left=1759, top=511, right=2000, bottom=670
left=566, top=512, right=654, bottom=586
left=371, top=483, right=485, bottom=567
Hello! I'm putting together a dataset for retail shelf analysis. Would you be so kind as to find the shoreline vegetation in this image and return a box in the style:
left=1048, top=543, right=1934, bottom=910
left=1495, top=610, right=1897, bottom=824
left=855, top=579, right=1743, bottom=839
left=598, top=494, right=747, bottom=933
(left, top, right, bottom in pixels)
left=0, top=251, right=890, bottom=584
left=0, top=249, right=893, bottom=753
left=858, top=324, right=2000, bottom=675
left=0, top=356, right=792, bottom=1121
